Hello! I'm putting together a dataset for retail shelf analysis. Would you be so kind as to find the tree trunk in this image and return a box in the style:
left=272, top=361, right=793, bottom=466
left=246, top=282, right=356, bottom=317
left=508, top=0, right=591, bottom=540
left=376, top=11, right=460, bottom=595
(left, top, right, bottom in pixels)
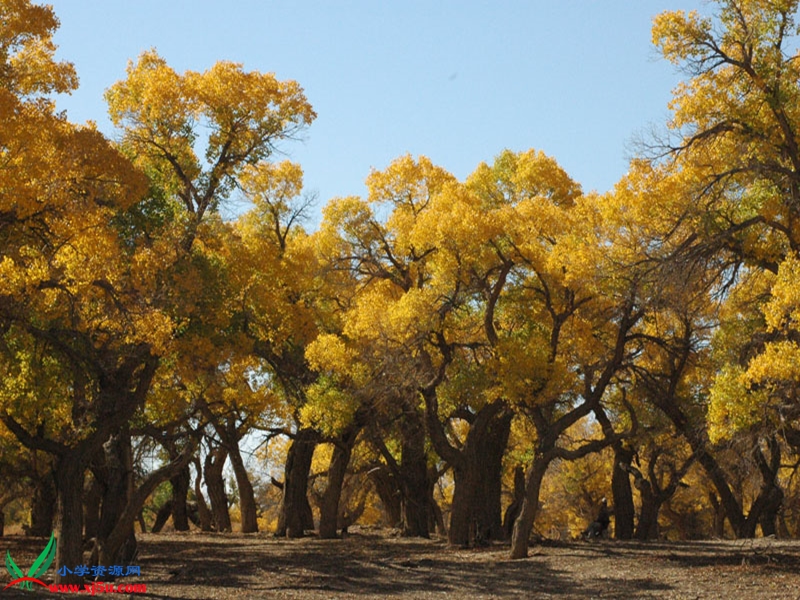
left=54, top=455, right=86, bottom=584
left=227, top=439, right=258, bottom=533
left=151, top=501, right=173, bottom=533
left=503, top=465, right=526, bottom=539
left=29, top=469, right=56, bottom=537
left=751, top=436, right=783, bottom=537
left=709, top=492, right=726, bottom=537
left=427, top=466, right=446, bottom=535
left=510, top=455, right=550, bottom=559
left=655, top=401, right=748, bottom=536
left=479, top=411, right=512, bottom=541
left=192, top=457, right=213, bottom=532
left=83, top=473, right=103, bottom=542
left=446, top=406, right=511, bottom=546
left=635, top=484, right=661, bottom=540
left=759, top=486, right=783, bottom=537
left=92, top=430, right=136, bottom=568
left=204, top=446, right=231, bottom=533
left=170, top=464, right=191, bottom=532
left=0, top=509, right=5, bottom=537
left=276, top=428, right=317, bottom=538
left=611, top=445, right=635, bottom=540
left=319, top=426, right=359, bottom=539
left=370, top=465, right=402, bottom=527
left=399, top=409, right=431, bottom=538
left=97, top=448, right=195, bottom=567
left=448, top=465, right=476, bottom=546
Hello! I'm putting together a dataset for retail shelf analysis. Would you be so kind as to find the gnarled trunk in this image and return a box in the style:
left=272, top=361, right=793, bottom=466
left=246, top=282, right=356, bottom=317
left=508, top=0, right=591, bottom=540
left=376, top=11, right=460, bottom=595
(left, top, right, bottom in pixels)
left=611, top=445, right=635, bottom=540
left=204, top=446, right=231, bottom=532
left=399, top=408, right=431, bottom=538
left=439, top=403, right=511, bottom=546
left=54, top=455, right=86, bottom=584
left=510, top=455, right=550, bottom=559
left=503, top=466, right=526, bottom=539
left=92, top=430, right=136, bottom=568
left=319, top=426, right=359, bottom=539
left=227, top=439, right=258, bottom=533
left=276, top=428, right=317, bottom=537
left=29, top=469, right=56, bottom=537
left=192, top=457, right=213, bottom=532
left=170, top=464, right=191, bottom=532
left=634, top=483, right=661, bottom=540
left=477, top=411, right=512, bottom=541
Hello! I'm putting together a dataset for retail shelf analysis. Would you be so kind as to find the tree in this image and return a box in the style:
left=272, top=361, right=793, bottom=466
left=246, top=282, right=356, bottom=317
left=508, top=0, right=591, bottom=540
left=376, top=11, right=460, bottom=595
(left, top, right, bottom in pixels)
left=312, top=155, right=458, bottom=539
left=642, top=0, right=800, bottom=536
left=1, top=13, right=315, bottom=577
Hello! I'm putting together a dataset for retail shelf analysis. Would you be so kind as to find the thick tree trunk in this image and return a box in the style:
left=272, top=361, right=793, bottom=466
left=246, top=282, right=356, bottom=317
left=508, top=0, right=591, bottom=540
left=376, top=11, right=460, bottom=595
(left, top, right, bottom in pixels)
left=92, top=434, right=130, bottom=563
left=54, top=456, right=85, bottom=584
left=750, top=436, right=784, bottom=537
left=399, top=409, right=431, bottom=538
left=510, top=456, right=550, bottom=559
left=446, top=406, right=511, bottom=546
left=319, top=426, right=359, bottom=539
left=92, top=431, right=137, bottom=568
left=635, top=485, right=661, bottom=540
left=479, top=411, right=512, bottom=541
left=276, top=428, right=317, bottom=538
left=611, top=445, right=635, bottom=540
left=0, top=510, right=4, bottom=537
left=204, top=446, right=231, bottom=533
left=448, top=466, right=476, bottom=546
left=29, top=469, right=56, bottom=537
left=759, top=486, right=784, bottom=537
left=192, top=457, right=214, bottom=531
left=227, top=440, right=258, bottom=533
left=170, top=464, right=191, bottom=532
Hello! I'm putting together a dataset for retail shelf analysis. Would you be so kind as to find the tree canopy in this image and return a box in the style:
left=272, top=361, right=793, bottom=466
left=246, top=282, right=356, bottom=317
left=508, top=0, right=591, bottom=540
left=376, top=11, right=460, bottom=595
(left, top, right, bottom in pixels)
left=4, top=0, right=800, bottom=580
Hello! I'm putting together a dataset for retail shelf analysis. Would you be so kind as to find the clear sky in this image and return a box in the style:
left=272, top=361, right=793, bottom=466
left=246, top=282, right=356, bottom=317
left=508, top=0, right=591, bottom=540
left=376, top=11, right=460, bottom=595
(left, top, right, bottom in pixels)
left=48, top=1, right=706, bottom=221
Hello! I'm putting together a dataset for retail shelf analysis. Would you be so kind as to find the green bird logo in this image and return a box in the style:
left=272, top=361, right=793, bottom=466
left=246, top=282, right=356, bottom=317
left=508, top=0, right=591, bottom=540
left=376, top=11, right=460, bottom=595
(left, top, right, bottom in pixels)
left=4, top=532, right=56, bottom=591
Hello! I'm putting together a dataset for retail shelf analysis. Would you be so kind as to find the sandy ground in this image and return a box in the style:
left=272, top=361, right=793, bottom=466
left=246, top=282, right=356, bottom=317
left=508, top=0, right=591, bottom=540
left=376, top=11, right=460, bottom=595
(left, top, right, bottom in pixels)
left=2, top=531, right=800, bottom=599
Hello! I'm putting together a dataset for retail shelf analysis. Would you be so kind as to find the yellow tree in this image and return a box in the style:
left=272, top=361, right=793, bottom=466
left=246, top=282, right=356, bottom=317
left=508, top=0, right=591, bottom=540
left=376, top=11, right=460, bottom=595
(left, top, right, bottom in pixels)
left=1, top=7, right=315, bottom=579
left=96, top=49, right=315, bottom=552
left=648, top=0, right=800, bottom=536
left=227, top=160, right=327, bottom=538
left=0, top=0, right=162, bottom=580
left=463, top=153, right=645, bottom=559
left=312, top=155, right=457, bottom=539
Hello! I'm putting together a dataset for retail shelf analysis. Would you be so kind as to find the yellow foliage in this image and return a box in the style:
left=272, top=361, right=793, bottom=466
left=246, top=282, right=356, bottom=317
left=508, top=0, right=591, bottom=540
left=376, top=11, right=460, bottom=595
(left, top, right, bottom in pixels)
left=708, top=364, right=768, bottom=443
left=106, top=49, right=315, bottom=215
left=0, top=0, right=77, bottom=96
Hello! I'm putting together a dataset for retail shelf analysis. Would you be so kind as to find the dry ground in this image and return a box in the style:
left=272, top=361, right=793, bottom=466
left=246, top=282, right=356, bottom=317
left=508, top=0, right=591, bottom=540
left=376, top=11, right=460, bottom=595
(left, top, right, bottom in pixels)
left=3, top=530, right=800, bottom=599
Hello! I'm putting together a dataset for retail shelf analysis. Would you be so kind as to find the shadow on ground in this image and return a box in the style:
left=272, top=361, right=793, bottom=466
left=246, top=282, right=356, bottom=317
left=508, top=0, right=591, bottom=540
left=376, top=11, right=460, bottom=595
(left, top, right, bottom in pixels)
left=4, top=532, right=800, bottom=599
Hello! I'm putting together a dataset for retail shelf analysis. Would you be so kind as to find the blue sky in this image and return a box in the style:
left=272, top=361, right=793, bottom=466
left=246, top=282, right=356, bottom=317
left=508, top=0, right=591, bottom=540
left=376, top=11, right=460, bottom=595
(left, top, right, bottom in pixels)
left=48, top=1, right=705, bottom=221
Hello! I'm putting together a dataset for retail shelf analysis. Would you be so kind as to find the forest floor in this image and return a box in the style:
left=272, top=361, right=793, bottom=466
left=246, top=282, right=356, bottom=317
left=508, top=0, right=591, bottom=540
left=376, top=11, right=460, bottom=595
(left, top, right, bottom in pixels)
left=2, top=530, right=800, bottom=599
